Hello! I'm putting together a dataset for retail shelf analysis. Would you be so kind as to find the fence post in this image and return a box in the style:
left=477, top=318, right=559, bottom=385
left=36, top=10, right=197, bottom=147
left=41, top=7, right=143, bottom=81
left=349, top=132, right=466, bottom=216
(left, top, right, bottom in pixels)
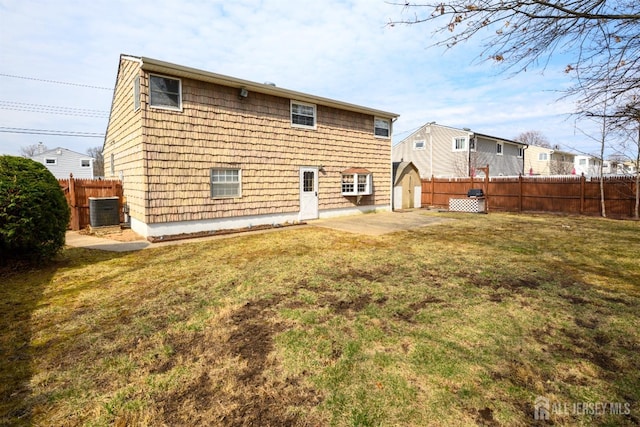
left=580, top=173, right=585, bottom=215
left=518, top=174, right=523, bottom=212
left=69, top=173, right=80, bottom=230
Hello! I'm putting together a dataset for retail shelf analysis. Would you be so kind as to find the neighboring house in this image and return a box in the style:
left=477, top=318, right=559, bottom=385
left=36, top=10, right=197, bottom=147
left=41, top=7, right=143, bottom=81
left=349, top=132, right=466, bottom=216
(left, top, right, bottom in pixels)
left=574, top=155, right=602, bottom=176
left=103, top=54, right=399, bottom=239
left=524, top=145, right=575, bottom=175
left=392, top=122, right=526, bottom=178
left=31, top=146, right=94, bottom=179
left=603, top=159, right=638, bottom=175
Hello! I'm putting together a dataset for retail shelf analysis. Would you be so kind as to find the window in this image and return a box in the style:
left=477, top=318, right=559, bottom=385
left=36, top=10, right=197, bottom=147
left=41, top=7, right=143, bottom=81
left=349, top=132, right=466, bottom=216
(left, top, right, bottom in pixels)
left=149, top=74, right=181, bottom=110
left=211, top=168, right=241, bottom=198
left=45, top=158, right=56, bottom=165
left=579, top=159, right=586, bottom=165
left=341, top=170, right=372, bottom=196
left=539, top=153, right=548, bottom=161
left=291, top=101, right=316, bottom=129
left=453, top=137, right=467, bottom=151
left=81, top=159, right=91, bottom=168
left=374, top=118, right=391, bottom=138
left=496, top=142, right=503, bottom=155
left=518, top=147, right=525, bottom=158
left=413, top=140, right=425, bottom=150
left=469, top=138, right=476, bottom=152
left=134, top=76, right=140, bottom=111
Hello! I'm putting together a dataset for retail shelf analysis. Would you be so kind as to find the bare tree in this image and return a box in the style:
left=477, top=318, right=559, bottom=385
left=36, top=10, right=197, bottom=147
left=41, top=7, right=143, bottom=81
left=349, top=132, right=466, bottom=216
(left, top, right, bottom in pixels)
left=514, top=130, right=550, bottom=148
left=19, top=142, right=47, bottom=158
left=388, top=1, right=640, bottom=113
left=87, top=146, right=104, bottom=177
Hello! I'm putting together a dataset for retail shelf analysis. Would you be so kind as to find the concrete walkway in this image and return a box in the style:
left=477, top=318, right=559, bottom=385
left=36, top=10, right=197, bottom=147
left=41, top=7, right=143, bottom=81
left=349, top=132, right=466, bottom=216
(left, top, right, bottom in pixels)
left=310, top=209, right=452, bottom=236
left=65, top=209, right=451, bottom=252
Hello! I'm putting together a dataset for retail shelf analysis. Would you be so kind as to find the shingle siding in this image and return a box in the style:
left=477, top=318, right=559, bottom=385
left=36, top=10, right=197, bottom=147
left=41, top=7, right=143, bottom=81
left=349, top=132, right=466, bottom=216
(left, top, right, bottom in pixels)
left=105, top=56, right=394, bottom=231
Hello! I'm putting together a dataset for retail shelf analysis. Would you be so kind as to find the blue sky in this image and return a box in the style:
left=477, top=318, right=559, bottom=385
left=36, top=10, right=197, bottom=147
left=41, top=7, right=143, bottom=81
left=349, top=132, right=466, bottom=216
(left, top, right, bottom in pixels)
left=0, top=0, right=602, bottom=158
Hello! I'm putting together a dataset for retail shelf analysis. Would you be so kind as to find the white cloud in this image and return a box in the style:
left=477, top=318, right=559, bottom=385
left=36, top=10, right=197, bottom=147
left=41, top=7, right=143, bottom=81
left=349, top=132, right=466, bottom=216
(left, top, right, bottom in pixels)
left=0, top=0, right=608, bottom=157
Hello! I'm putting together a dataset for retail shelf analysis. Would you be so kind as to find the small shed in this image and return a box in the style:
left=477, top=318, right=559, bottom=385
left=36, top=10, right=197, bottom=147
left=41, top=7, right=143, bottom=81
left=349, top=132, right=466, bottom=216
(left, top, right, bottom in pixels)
left=392, top=161, right=421, bottom=210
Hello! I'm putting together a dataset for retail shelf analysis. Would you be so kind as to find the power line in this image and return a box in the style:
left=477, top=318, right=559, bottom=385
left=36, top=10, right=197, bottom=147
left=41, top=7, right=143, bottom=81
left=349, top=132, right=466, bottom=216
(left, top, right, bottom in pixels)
left=0, top=127, right=105, bottom=138
left=0, top=101, right=110, bottom=118
left=0, top=73, right=113, bottom=91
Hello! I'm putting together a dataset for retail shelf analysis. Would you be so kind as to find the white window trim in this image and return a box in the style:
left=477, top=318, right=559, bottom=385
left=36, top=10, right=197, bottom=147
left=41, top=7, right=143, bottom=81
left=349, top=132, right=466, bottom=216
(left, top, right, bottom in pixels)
left=341, top=172, right=372, bottom=196
left=469, top=137, right=477, bottom=152
left=290, top=100, right=317, bottom=130
left=374, top=117, right=391, bottom=139
left=496, top=142, right=503, bottom=156
left=149, top=73, right=182, bottom=111
left=133, top=75, right=140, bottom=112
left=80, top=159, right=92, bottom=168
left=538, top=153, right=548, bottom=161
left=45, top=158, right=57, bottom=165
left=413, top=140, right=426, bottom=150
left=210, top=168, right=242, bottom=199
left=452, top=137, right=467, bottom=152
left=517, top=147, right=524, bottom=158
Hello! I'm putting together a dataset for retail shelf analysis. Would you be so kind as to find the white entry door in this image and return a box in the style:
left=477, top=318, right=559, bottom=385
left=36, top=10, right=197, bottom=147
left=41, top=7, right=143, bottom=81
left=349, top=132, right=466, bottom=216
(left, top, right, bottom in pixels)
left=299, top=167, right=319, bottom=220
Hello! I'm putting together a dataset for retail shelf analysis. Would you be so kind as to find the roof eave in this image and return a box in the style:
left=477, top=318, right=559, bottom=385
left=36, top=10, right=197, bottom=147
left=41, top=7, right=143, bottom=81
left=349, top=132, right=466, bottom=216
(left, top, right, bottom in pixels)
left=137, top=56, right=399, bottom=119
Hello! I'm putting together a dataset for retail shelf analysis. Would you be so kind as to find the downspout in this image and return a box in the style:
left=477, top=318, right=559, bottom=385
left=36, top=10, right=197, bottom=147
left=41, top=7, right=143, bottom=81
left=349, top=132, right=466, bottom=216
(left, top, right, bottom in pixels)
left=522, top=144, right=529, bottom=175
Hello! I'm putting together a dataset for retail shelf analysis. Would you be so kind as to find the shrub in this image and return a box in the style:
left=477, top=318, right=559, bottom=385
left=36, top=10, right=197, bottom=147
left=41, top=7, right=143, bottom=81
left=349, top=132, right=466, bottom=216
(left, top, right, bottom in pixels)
left=0, top=156, right=70, bottom=263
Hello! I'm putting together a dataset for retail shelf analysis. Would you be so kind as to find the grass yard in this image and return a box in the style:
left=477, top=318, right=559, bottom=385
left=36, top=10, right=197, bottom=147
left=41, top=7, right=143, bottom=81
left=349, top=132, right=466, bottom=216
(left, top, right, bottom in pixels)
left=1, top=212, right=639, bottom=426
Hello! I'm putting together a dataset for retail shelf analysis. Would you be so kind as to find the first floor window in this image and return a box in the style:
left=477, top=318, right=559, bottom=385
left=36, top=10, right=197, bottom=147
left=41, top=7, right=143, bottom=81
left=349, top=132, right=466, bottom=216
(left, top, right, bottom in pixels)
left=211, top=168, right=241, bottom=198
left=374, top=118, right=391, bottom=138
left=149, top=74, right=181, bottom=110
left=291, top=101, right=316, bottom=128
left=341, top=170, right=372, bottom=196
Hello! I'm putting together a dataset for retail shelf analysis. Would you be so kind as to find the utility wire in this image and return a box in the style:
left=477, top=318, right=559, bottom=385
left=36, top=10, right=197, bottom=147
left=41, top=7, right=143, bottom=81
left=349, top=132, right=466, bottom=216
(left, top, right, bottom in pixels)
left=0, top=73, right=113, bottom=91
left=0, top=127, right=105, bottom=138
left=0, top=101, right=109, bottom=114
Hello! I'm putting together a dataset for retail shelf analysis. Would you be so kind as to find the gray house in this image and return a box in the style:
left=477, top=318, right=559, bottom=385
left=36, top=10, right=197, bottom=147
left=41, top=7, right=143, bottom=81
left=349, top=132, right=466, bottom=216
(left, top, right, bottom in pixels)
left=392, top=123, right=527, bottom=178
left=31, top=146, right=94, bottom=179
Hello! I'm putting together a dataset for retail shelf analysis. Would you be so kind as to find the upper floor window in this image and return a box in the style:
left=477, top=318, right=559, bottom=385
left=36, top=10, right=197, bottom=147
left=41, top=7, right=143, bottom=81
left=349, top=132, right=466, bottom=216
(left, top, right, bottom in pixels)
left=81, top=159, right=91, bottom=168
left=518, top=147, right=525, bottom=158
left=539, top=153, right=548, bottom=161
left=374, top=118, right=391, bottom=138
left=291, top=101, right=316, bottom=129
left=413, top=140, right=425, bottom=150
left=496, top=142, right=503, bottom=155
left=469, top=138, right=476, bottom=152
left=45, top=158, right=56, bottom=165
left=149, top=74, right=181, bottom=110
left=452, top=137, right=467, bottom=151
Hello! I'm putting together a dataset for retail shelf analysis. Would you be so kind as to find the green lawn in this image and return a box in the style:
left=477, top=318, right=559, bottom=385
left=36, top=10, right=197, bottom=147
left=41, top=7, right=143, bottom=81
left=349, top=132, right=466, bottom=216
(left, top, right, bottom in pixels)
left=1, top=212, right=639, bottom=426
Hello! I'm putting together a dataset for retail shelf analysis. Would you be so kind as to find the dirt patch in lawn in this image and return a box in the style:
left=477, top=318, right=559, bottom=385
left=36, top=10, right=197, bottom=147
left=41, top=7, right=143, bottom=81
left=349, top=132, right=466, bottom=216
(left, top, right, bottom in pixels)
left=159, top=295, right=321, bottom=426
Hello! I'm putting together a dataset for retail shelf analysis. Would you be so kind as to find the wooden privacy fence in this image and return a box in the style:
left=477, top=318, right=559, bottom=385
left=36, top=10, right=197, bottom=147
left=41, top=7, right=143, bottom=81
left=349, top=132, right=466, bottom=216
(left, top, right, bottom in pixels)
left=422, top=174, right=638, bottom=218
left=58, top=174, right=124, bottom=230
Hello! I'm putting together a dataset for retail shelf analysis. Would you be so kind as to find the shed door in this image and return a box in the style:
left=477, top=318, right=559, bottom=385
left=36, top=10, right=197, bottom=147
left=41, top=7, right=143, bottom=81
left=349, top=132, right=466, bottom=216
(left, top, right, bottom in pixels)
left=402, top=174, right=414, bottom=209
left=299, top=167, right=319, bottom=220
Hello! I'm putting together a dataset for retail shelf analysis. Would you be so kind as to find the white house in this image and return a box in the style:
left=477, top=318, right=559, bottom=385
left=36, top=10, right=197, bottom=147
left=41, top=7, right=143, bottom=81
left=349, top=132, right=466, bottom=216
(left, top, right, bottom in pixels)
left=31, top=146, right=94, bottom=179
left=574, top=155, right=602, bottom=176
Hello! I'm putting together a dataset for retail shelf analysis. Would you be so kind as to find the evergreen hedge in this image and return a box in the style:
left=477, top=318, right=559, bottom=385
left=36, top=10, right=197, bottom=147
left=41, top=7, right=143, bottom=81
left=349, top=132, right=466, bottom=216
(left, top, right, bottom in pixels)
left=0, top=156, right=70, bottom=263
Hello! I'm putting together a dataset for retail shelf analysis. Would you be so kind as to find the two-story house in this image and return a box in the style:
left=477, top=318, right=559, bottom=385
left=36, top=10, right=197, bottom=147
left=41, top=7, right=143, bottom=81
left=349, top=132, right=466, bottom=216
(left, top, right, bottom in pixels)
left=103, top=55, right=399, bottom=239
left=574, top=155, right=602, bottom=176
left=392, top=122, right=526, bottom=178
left=524, top=145, right=575, bottom=175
